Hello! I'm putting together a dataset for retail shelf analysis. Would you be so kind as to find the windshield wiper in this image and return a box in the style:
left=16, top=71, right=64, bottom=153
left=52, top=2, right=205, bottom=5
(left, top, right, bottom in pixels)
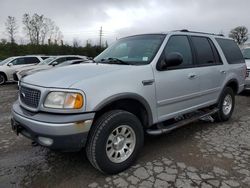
left=100, top=57, right=132, bottom=65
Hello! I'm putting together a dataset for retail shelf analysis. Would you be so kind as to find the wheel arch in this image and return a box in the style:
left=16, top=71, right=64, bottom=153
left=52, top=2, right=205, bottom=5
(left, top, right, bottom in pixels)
left=0, top=71, right=7, bottom=82
left=224, top=79, right=239, bottom=94
left=93, top=93, right=153, bottom=128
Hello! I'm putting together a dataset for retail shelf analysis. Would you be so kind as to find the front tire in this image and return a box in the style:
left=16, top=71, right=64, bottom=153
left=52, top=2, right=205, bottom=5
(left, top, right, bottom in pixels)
left=86, top=110, right=144, bottom=174
left=0, top=73, right=6, bottom=85
left=213, top=87, right=235, bottom=122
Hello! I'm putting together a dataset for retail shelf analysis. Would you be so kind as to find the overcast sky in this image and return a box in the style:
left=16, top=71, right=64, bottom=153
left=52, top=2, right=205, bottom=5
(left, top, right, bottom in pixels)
left=0, top=0, right=249, bottom=45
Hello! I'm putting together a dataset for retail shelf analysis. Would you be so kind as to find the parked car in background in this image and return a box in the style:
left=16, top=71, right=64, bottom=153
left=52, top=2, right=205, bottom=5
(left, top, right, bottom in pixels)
left=16, top=59, right=89, bottom=81
left=0, top=55, right=47, bottom=85
left=56, top=59, right=89, bottom=67
left=242, top=48, right=250, bottom=90
left=11, top=30, right=246, bottom=174
left=14, top=55, right=88, bottom=81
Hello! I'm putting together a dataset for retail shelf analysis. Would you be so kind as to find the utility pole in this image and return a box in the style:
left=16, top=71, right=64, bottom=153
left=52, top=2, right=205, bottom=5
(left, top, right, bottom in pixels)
left=99, top=26, right=103, bottom=47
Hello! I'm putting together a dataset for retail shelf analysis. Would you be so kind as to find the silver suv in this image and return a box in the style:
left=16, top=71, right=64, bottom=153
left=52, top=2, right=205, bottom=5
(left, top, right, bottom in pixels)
left=11, top=30, right=246, bottom=174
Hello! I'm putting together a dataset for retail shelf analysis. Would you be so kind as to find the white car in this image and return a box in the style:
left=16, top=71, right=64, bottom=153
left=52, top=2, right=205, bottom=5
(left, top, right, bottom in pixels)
left=0, top=55, right=48, bottom=85
left=242, top=48, right=250, bottom=90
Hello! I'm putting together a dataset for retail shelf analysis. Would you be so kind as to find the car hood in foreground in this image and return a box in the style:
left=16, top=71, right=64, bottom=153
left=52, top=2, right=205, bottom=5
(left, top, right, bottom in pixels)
left=21, top=63, right=132, bottom=88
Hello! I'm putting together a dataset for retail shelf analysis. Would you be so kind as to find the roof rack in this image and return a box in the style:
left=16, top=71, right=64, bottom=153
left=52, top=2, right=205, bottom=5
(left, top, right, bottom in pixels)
left=174, top=29, right=224, bottom=37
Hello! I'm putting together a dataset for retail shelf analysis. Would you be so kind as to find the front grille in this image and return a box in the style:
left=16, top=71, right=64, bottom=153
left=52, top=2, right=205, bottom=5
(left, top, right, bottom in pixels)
left=20, top=86, right=41, bottom=108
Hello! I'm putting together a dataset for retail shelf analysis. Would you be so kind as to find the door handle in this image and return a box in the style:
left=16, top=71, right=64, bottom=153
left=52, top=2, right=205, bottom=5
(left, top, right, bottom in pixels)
left=188, top=74, right=197, bottom=79
left=220, top=70, right=226, bottom=74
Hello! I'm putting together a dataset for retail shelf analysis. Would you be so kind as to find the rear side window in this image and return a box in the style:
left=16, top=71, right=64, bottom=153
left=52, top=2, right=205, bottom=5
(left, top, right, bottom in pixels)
left=164, top=35, right=193, bottom=67
left=216, top=38, right=245, bottom=64
left=55, top=57, right=67, bottom=64
left=24, top=57, right=40, bottom=64
left=191, top=36, right=217, bottom=65
left=66, top=57, right=81, bottom=61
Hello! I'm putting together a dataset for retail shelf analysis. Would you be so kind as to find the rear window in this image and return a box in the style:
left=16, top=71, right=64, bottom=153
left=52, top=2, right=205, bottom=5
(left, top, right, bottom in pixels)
left=216, top=38, right=245, bottom=64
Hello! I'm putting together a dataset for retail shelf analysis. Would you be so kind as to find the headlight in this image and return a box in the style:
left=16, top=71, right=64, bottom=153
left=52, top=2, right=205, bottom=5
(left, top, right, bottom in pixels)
left=44, top=91, right=83, bottom=109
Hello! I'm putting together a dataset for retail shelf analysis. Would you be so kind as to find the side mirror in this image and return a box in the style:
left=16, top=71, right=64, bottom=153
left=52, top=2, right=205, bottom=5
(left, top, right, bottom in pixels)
left=7, top=62, right=13, bottom=67
left=51, top=61, right=58, bottom=66
left=159, top=52, right=183, bottom=70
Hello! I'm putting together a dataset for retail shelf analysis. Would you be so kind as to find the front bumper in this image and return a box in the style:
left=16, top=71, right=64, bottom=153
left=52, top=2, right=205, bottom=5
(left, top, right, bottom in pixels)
left=245, top=77, right=250, bottom=90
left=11, top=101, right=95, bottom=151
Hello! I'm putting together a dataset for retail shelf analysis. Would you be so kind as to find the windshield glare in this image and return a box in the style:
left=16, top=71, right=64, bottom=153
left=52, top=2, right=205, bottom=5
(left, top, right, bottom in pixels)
left=39, top=57, right=56, bottom=65
left=0, top=57, right=15, bottom=65
left=242, top=48, right=250, bottom=59
left=95, top=34, right=166, bottom=65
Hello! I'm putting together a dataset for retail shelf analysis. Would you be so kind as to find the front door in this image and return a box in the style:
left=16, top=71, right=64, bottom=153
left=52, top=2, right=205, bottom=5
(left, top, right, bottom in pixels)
left=154, top=35, right=201, bottom=122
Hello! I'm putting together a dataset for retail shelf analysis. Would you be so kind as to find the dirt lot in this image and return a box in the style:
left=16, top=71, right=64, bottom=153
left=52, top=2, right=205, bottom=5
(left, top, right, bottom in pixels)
left=0, top=84, right=250, bottom=188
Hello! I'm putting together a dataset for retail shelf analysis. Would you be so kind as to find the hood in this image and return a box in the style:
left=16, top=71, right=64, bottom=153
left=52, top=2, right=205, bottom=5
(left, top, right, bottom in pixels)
left=245, top=59, right=250, bottom=68
left=22, top=63, right=131, bottom=88
left=18, top=64, right=49, bottom=73
left=25, top=65, right=51, bottom=75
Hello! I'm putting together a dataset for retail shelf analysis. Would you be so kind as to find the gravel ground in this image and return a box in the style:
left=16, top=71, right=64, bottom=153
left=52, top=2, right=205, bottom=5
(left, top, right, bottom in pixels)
left=0, top=84, right=250, bottom=188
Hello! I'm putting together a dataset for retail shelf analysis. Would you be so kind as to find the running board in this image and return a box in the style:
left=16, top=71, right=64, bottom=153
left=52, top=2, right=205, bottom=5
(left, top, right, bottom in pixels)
left=146, top=108, right=219, bottom=136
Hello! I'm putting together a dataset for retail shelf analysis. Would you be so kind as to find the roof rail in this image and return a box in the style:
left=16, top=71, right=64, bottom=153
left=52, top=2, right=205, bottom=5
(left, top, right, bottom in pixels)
left=174, top=29, right=224, bottom=37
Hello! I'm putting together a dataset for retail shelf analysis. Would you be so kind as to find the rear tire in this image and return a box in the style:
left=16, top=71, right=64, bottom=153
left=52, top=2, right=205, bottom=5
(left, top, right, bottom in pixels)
left=0, top=73, right=6, bottom=85
left=212, top=87, right=235, bottom=122
left=86, top=110, right=144, bottom=174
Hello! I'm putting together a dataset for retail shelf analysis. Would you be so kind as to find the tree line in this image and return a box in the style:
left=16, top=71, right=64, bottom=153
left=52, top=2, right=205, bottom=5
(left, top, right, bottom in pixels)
left=1, top=13, right=249, bottom=60
left=1, top=13, right=106, bottom=60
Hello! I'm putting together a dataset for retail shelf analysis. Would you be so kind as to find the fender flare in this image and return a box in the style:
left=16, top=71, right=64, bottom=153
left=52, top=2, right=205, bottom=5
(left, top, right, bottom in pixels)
left=94, top=92, right=153, bottom=126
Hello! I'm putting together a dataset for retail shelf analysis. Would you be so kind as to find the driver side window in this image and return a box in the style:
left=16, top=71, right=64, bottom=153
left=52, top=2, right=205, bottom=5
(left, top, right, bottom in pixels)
left=11, top=58, right=26, bottom=65
left=164, top=35, right=193, bottom=67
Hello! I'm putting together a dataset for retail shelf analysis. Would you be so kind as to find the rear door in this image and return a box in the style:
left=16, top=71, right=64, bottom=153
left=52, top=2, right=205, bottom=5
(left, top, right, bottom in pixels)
left=154, top=35, right=201, bottom=122
left=190, top=36, right=225, bottom=104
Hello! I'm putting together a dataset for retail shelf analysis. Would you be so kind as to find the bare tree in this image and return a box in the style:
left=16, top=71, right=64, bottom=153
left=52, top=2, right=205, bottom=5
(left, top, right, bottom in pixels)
left=229, top=26, right=248, bottom=45
left=5, top=16, right=18, bottom=44
left=31, top=14, right=45, bottom=45
left=73, top=38, right=81, bottom=47
left=22, top=13, right=63, bottom=45
left=23, top=13, right=35, bottom=44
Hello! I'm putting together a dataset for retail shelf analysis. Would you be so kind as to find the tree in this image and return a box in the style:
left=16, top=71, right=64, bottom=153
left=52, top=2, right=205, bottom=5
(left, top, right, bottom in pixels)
left=5, top=16, right=18, bottom=44
left=0, top=39, right=7, bottom=45
left=22, top=13, right=63, bottom=45
left=229, top=26, right=248, bottom=45
left=73, top=38, right=81, bottom=48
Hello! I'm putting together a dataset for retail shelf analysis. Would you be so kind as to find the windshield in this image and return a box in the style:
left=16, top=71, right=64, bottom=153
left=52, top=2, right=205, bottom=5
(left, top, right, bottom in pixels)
left=94, top=34, right=166, bottom=65
left=0, top=57, right=15, bottom=65
left=242, top=48, right=250, bottom=59
left=38, top=57, right=57, bottom=65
